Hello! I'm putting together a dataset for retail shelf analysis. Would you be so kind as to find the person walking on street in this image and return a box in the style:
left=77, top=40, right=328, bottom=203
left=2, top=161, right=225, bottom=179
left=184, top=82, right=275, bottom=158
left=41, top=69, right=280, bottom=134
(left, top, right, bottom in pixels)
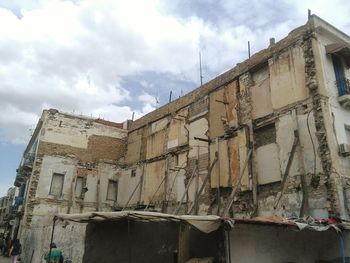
left=0, top=234, right=4, bottom=255
left=9, top=239, right=21, bottom=263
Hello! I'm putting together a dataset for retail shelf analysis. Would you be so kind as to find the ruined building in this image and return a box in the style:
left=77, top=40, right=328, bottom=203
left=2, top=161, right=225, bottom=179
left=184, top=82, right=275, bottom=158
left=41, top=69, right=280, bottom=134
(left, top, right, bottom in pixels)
left=118, top=15, right=350, bottom=219
left=14, top=109, right=128, bottom=261
left=14, top=15, right=350, bottom=262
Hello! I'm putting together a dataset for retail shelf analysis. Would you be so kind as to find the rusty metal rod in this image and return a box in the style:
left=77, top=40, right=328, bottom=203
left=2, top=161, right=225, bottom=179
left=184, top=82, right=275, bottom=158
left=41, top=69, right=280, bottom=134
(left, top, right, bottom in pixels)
left=144, top=175, right=166, bottom=211
left=48, top=216, right=57, bottom=262
left=187, top=153, right=218, bottom=215
left=222, top=149, right=252, bottom=217
left=122, top=179, right=142, bottom=211
left=273, top=131, right=299, bottom=209
left=173, top=166, right=198, bottom=215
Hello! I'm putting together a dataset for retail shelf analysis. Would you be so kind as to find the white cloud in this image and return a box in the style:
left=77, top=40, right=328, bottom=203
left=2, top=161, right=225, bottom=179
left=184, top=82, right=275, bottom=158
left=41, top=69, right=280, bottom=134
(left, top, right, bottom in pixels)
left=0, top=0, right=349, bottom=146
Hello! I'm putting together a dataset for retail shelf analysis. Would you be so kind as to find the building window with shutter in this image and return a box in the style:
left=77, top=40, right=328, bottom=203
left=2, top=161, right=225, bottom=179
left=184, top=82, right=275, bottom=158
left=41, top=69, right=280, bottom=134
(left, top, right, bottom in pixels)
left=49, top=173, right=65, bottom=197
left=332, top=55, right=350, bottom=96
left=106, top=180, right=118, bottom=201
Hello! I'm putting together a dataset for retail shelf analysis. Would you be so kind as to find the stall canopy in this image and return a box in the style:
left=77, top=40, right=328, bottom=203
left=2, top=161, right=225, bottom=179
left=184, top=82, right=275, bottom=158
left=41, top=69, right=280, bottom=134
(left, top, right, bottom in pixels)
left=56, top=211, right=222, bottom=234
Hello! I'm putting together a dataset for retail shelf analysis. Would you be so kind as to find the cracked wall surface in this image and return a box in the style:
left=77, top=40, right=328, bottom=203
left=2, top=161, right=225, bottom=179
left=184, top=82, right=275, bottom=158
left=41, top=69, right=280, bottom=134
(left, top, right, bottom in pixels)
left=114, top=16, right=350, bottom=221
left=16, top=15, right=350, bottom=263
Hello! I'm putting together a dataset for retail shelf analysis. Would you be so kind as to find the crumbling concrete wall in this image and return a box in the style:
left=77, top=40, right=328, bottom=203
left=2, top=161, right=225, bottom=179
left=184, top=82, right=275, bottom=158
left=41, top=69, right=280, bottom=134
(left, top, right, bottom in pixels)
left=19, top=110, right=128, bottom=263
left=119, top=21, right=345, bottom=220
left=312, top=26, right=350, bottom=218
left=116, top=16, right=350, bottom=221
left=21, top=222, right=86, bottom=263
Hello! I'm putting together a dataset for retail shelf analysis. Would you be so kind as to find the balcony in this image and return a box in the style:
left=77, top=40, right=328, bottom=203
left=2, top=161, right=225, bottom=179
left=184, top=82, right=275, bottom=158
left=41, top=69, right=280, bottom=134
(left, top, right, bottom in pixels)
left=336, top=78, right=350, bottom=109
left=22, top=152, right=35, bottom=171
left=14, top=153, right=36, bottom=187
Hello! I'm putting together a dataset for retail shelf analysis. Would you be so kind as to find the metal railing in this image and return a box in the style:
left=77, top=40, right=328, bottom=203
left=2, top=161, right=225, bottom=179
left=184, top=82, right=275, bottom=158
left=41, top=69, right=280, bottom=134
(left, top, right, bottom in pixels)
left=336, top=77, right=350, bottom=96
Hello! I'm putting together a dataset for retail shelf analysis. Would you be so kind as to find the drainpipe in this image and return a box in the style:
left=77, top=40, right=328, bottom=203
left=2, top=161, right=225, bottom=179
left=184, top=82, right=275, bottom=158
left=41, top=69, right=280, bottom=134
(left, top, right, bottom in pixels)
left=96, top=178, right=100, bottom=212
left=162, top=156, right=170, bottom=213
left=138, top=165, right=145, bottom=204
left=216, top=138, right=220, bottom=215
left=48, top=216, right=57, bottom=261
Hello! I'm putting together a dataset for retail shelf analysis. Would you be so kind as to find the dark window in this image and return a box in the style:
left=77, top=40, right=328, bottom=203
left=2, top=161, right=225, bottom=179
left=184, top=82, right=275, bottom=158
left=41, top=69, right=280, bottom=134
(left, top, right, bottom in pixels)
left=254, top=123, right=276, bottom=148
left=49, top=173, right=65, bottom=197
left=131, top=169, right=136, bottom=177
left=106, top=180, right=118, bottom=201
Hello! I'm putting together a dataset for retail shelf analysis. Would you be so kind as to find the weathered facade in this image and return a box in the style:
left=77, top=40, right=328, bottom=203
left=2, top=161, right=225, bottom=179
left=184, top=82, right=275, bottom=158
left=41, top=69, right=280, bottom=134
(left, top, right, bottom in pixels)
left=112, top=15, right=350, bottom=221
left=13, top=15, right=350, bottom=263
left=14, top=109, right=128, bottom=262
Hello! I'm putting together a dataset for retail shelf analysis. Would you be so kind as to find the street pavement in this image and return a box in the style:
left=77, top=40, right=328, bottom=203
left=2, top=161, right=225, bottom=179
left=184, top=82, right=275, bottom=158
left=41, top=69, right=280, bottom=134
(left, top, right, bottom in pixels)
left=0, top=256, right=10, bottom=263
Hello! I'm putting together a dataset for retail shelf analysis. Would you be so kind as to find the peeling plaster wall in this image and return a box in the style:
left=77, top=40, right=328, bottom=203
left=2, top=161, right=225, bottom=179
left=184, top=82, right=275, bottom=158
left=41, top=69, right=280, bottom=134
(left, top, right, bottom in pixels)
left=40, top=110, right=126, bottom=148
left=143, top=160, right=166, bottom=204
left=209, top=88, right=227, bottom=139
left=117, top=167, right=143, bottom=206
left=120, top=30, right=339, bottom=219
left=21, top=222, right=86, bottom=263
left=269, top=46, right=308, bottom=109
left=167, top=108, right=188, bottom=149
left=251, top=67, right=273, bottom=119
left=19, top=110, right=128, bottom=263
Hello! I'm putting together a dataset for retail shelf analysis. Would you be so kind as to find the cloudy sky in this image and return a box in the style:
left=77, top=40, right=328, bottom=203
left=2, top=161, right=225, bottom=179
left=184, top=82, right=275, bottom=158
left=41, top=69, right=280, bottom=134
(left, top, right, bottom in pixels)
left=0, top=0, right=350, bottom=196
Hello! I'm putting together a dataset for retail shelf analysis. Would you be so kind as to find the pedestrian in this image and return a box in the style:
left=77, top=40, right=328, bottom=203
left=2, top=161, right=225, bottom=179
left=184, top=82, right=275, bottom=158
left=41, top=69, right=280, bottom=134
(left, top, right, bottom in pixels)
left=0, top=234, right=4, bottom=255
left=44, top=243, right=63, bottom=263
left=9, top=239, right=21, bottom=263
left=3, top=235, right=11, bottom=257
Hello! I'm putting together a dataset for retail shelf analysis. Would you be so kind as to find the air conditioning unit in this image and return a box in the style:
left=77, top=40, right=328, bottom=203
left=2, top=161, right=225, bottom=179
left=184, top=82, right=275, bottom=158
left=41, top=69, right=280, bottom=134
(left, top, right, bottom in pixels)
left=339, top=143, right=350, bottom=157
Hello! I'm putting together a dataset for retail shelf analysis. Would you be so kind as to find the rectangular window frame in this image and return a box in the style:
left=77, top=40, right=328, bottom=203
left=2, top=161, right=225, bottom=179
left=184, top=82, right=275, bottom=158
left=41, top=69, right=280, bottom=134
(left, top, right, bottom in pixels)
left=106, top=180, right=118, bottom=201
left=75, top=176, right=85, bottom=199
left=49, top=173, right=65, bottom=198
left=332, top=55, right=349, bottom=96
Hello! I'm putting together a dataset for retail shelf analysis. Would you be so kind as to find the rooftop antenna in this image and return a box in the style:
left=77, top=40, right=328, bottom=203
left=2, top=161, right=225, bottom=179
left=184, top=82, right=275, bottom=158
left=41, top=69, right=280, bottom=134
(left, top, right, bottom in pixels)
left=199, top=51, right=203, bottom=86
left=248, top=41, right=251, bottom=59
left=169, top=90, right=172, bottom=103
left=155, top=87, right=160, bottom=108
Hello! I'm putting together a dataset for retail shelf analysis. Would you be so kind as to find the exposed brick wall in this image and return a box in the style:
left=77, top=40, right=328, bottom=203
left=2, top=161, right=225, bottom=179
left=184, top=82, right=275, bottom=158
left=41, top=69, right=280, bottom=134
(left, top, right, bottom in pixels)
left=38, top=135, right=126, bottom=163
left=303, top=32, right=341, bottom=216
left=95, top=119, right=124, bottom=129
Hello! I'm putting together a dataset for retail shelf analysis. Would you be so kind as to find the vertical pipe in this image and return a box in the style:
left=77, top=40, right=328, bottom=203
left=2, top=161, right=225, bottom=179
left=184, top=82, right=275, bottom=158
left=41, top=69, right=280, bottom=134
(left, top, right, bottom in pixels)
left=48, top=216, right=57, bottom=261
left=216, top=138, right=220, bottom=215
left=169, top=91, right=173, bottom=103
left=248, top=41, right=251, bottom=58
left=199, top=52, right=203, bottom=86
left=95, top=178, right=100, bottom=211
left=138, top=165, right=145, bottom=204
left=162, top=157, right=170, bottom=213
left=195, top=147, right=200, bottom=215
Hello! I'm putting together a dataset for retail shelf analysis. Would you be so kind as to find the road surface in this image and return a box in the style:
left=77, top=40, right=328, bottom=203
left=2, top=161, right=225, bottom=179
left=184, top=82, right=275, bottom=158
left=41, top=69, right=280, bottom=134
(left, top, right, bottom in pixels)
left=0, top=256, right=10, bottom=263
